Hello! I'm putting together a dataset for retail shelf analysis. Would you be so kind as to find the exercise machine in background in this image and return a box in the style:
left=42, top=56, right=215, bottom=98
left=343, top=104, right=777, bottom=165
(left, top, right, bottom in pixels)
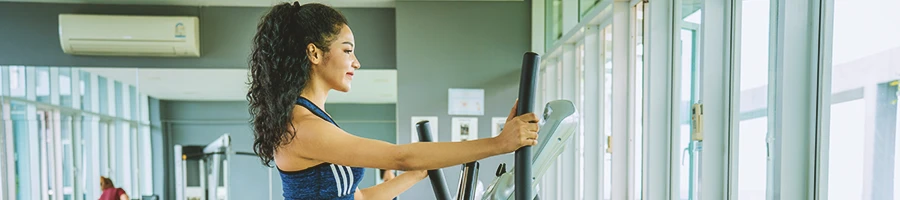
left=417, top=52, right=580, bottom=200
left=174, top=134, right=232, bottom=200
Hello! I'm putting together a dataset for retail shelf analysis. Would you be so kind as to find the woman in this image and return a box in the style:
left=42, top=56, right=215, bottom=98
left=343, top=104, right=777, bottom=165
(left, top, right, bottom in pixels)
left=98, top=176, right=129, bottom=200
left=247, top=2, right=539, bottom=200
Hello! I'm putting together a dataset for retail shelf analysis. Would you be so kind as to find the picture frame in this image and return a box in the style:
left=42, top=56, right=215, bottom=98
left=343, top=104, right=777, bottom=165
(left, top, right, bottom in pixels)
left=491, top=117, right=507, bottom=138
left=451, top=117, right=479, bottom=142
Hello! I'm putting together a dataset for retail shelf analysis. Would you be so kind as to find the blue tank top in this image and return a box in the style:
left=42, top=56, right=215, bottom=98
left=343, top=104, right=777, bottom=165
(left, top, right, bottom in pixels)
left=278, top=97, right=365, bottom=200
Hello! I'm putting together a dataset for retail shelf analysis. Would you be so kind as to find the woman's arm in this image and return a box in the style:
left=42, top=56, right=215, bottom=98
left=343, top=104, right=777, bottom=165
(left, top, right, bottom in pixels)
left=119, top=193, right=129, bottom=200
left=283, top=112, right=539, bottom=171
left=355, top=170, right=428, bottom=200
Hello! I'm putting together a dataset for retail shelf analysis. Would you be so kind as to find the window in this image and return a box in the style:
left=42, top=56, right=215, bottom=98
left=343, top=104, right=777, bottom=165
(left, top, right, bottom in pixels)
left=603, top=25, right=613, bottom=200
left=547, top=0, right=564, bottom=47
left=61, top=114, right=74, bottom=200
left=737, top=0, right=770, bottom=199
left=11, top=101, right=31, bottom=200
left=98, top=77, right=108, bottom=115
left=115, top=81, right=124, bottom=118
left=580, top=0, right=601, bottom=18
left=60, top=68, right=73, bottom=108
left=80, top=71, right=91, bottom=111
left=632, top=2, right=646, bottom=199
left=678, top=0, right=702, bottom=198
left=10, top=66, right=26, bottom=97
left=826, top=0, right=900, bottom=199
left=130, top=86, right=138, bottom=120
left=35, top=67, right=50, bottom=103
left=576, top=42, right=586, bottom=200
left=3, top=66, right=151, bottom=200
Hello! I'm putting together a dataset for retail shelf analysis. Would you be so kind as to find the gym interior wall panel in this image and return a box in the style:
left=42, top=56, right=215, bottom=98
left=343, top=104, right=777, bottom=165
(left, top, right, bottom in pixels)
left=0, top=2, right=396, bottom=70
left=396, top=1, right=530, bottom=199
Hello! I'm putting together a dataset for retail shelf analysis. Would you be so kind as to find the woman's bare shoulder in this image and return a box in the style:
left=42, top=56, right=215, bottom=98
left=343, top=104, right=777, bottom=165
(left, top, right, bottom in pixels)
left=289, top=105, right=324, bottom=128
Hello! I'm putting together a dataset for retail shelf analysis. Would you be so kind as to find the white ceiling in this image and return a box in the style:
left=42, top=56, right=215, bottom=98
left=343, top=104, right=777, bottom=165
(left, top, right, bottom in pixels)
left=0, top=0, right=397, bottom=7
left=78, top=68, right=398, bottom=103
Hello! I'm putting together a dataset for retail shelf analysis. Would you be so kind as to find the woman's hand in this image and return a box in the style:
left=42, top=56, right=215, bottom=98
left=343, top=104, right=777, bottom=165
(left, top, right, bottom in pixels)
left=495, top=100, right=540, bottom=153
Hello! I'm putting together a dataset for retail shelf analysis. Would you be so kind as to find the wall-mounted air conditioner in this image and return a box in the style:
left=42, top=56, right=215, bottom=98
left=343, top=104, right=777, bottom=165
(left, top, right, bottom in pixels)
left=59, top=14, right=200, bottom=57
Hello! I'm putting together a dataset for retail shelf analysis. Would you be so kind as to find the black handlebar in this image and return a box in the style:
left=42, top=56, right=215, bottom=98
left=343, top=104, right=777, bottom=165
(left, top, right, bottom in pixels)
left=415, top=121, right=453, bottom=200
left=515, top=52, right=540, bottom=200
left=417, top=52, right=541, bottom=200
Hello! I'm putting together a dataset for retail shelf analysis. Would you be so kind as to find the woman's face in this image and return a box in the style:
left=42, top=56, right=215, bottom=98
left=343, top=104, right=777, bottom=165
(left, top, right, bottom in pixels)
left=314, top=24, right=360, bottom=93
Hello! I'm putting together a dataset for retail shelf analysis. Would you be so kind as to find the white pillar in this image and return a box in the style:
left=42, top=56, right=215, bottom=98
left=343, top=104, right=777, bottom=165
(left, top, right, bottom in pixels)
left=582, top=24, right=604, bottom=200
left=70, top=69, right=83, bottom=200
left=768, top=0, right=833, bottom=199
left=644, top=0, right=677, bottom=199
left=611, top=1, right=633, bottom=199
left=697, top=0, right=737, bottom=199
left=560, top=44, right=577, bottom=200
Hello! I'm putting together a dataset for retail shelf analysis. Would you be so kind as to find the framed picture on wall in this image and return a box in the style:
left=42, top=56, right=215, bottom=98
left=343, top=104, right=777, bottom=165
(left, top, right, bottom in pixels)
left=491, top=117, right=507, bottom=138
left=448, top=88, right=484, bottom=116
left=451, top=117, right=478, bottom=142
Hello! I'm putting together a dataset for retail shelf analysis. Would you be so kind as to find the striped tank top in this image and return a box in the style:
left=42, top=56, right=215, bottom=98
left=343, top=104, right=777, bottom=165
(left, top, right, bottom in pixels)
left=278, top=97, right=365, bottom=200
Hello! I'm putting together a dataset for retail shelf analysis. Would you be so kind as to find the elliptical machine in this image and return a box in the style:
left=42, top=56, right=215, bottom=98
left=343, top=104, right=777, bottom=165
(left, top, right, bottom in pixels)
left=416, top=52, right=580, bottom=200
left=173, top=134, right=236, bottom=200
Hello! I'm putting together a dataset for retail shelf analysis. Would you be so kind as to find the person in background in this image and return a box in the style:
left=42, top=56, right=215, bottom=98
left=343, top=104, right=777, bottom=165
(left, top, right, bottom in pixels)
left=99, top=176, right=129, bottom=200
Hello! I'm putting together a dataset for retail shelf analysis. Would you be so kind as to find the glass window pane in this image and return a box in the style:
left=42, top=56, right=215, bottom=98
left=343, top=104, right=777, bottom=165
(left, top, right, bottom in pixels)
left=115, top=82, right=123, bottom=118
left=99, top=122, right=108, bottom=178
left=98, top=77, right=108, bottom=115
left=0, top=66, right=4, bottom=95
left=141, top=125, right=152, bottom=194
left=576, top=42, right=586, bottom=199
left=10, top=66, right=26, bottom=97
left=36, top=110, right=52, bottom=200
left=11, top=101, right=31, bottom=200
left=115, top=122, right=125, bottom=193
left=130, top=86, right=137, bottom=120
left=80, top=71, right=91, bottom=111
left=737, top=0, right=770, bottom=199
left=547, top=0, right=564, bottom=46
left=580, top=0, right=601, bottom=18
left=61, top=115, right=73, bottom=199
left=603, top=25, right=613, bottom=200
left=36, top=67, right=50, bottom=103
left=828, top=0, right=900, bottom=199
left=679, top=0, right=703, bottom=197
left=60, top=68, right=73, bottom=108
left=80, top=115, right=91, bottom=199
left=632, top=2, right=645, bottom=199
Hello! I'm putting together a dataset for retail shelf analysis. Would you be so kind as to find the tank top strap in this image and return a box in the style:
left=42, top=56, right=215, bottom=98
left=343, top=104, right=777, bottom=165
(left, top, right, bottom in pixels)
left=295, top=97, right=339, bottom=127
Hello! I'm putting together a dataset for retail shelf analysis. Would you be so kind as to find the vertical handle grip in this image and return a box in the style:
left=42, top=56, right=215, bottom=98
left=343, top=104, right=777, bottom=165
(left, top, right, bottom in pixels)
left=415, top=121, right=452, bottom=200
left=516, top=52, right=540, bottom=200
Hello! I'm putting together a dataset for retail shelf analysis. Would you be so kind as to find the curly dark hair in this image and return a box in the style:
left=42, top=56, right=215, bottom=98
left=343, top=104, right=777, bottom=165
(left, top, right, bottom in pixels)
left=248, top=2, right=348, bottom=167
